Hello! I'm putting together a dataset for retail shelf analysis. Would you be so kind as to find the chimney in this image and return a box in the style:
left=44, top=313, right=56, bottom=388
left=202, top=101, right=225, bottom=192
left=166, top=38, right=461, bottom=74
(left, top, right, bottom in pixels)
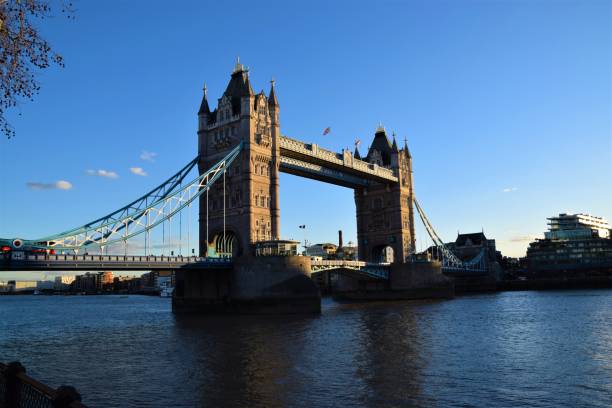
left=338, top=230, right=343, bottom=249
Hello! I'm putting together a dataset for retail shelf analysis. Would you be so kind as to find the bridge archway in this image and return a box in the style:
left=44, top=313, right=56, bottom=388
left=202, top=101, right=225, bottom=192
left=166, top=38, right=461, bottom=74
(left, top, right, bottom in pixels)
left=210, top=230, right=241, bottom=258
left=372, top=245, right=394, bottom=263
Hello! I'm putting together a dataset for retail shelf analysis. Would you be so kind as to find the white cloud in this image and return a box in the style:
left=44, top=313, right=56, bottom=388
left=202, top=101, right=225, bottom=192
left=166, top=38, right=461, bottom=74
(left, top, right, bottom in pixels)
left=86, top=169, right=119, bottom=179
left=27, top=180, right=73, bottom=190
left=140, top=151, right=157, bottom=162
left=130, top=167, right=147, bottom=176
left=502, top=187, right=519, bottom=193
left=507, top=234, right=536, bottom=243
left=56, top=180, right=73, bottom=190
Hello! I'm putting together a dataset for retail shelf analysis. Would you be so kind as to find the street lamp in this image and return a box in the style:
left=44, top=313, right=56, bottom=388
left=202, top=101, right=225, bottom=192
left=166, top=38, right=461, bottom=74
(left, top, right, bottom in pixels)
left=299, top=225, right=307, bottom=253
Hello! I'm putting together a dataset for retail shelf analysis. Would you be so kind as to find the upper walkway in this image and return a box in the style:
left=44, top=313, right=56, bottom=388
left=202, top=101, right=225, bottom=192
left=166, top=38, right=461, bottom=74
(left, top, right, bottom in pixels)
left=279, top=135, right=398, bottom=187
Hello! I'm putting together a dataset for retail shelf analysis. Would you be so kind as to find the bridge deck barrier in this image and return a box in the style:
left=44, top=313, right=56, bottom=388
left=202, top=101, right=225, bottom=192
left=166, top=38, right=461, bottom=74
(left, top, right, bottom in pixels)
left=2, top=253, right=232, bottom=264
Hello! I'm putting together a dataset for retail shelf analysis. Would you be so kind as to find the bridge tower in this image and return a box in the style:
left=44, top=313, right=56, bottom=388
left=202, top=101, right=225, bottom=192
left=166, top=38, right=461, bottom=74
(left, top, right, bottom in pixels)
left=354, top=126, right=416, bottom=263
left=197, top=59, right=281, bottom=257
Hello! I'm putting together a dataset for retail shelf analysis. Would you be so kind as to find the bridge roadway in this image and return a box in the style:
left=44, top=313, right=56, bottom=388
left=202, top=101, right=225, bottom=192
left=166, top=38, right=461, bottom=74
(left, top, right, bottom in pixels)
left=279, top=135, right=399, bottom=188
left=310, top=260, right=390, bottom=280
left=0, top=253, right=391, bottom=279
left=0, top=253, right=233, bottom=271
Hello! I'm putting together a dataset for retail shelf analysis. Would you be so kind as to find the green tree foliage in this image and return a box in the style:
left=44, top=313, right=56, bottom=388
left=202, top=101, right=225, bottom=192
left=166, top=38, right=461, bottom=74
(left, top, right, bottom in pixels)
left=0, top=0, right=73, bottom=139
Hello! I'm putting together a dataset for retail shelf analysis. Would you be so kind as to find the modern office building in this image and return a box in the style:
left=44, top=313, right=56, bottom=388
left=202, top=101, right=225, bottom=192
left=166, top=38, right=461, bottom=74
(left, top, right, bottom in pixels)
left=527, top=213, right=612, bottom=276
left=545, top=213, right=610, bottom=240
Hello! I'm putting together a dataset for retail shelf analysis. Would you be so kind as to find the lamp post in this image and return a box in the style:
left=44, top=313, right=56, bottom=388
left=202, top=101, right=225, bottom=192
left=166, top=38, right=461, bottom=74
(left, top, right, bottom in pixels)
left=299, top=225, right=307, bottom=254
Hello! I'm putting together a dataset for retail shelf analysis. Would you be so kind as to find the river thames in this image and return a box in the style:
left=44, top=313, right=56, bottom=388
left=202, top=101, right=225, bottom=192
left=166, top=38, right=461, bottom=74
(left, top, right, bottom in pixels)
left=1, top=290, right=610, bottom=407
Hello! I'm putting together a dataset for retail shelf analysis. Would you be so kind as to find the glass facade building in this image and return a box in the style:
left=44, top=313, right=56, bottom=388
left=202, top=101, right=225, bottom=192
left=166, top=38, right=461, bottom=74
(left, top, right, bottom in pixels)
left=527, top=213, right=612, bottom=276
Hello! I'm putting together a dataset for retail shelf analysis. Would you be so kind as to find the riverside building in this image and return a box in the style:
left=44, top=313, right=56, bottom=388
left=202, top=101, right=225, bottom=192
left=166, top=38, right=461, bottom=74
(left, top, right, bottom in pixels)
left=527, top=213, right=612, bottom=277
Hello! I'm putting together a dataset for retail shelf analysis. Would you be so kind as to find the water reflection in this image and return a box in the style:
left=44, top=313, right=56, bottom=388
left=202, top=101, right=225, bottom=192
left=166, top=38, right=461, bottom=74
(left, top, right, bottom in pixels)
left=0, top=291, right=610, bottom=407
left=353, top=301, right=433, bottom=407
left=172, top=314, right=317, bottom=407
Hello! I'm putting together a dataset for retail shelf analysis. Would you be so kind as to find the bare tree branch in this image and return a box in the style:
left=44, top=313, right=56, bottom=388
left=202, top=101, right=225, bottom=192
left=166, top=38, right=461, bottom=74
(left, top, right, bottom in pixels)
left=0, top=0, right=74, bottom=139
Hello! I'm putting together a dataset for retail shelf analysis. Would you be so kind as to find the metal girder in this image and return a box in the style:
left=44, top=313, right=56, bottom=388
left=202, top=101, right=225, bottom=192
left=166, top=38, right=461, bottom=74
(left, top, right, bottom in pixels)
left=310, top=260, right=390, bottom=280
left=2, top=143, right=243, bottom=251
left=414, top=197, right=488, bottom=273
left=280, top=135, right=398, bottom=183
left=279, top=156, right=370, bottom=188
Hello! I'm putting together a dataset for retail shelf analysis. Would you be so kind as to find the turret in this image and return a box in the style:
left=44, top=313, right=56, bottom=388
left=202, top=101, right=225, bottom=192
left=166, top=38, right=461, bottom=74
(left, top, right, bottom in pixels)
left=366, top=123, right=393, bottom=167
left=268, top=78, right=279, bottom=125
left=391, top=132, right=399, bottom=153
left=390, top=131, right=399, bottom=168
left=197, top=83, right=209, bottom=155
left=198, top=83, right=210, bottom=126
left=403, top=136, right=412, bottom=160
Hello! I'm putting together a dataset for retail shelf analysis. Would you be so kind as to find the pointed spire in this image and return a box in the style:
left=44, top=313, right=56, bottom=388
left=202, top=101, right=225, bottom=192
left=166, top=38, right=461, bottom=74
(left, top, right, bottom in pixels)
left=198, top=82, right=210, bottom=115
left=403, top=136, right=411, bottom=159
left=391, top=131, right=399, bottom=152
left=233, top=56, right=245, bottom=73
left=244, top=70, right=254, bottom=96
left=354, top=146, right=362, bottom=159
left=268, top=77, right=279, bottom=107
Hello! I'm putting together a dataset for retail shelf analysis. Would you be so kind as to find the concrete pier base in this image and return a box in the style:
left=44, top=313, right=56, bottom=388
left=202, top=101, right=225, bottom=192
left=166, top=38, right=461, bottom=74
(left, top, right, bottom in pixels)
left=332, top=260, right=454, bottom=301
left=173, top=256, right=321, bottom=314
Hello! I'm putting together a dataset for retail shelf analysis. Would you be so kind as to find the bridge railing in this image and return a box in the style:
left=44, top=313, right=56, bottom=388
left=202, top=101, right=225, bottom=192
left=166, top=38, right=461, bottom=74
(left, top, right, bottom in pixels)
left=0, top=362, right=86, bottom=408
left=0, top=253, right=233, bottom=264
left=312, top=260, right=367, bottom=267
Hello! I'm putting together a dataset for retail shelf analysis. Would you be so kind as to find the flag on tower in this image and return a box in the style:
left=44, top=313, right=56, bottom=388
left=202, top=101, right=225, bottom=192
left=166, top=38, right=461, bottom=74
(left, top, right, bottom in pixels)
left=322, top=127, right=331, bottom=135
left=355, top=138, right=361, bottom=147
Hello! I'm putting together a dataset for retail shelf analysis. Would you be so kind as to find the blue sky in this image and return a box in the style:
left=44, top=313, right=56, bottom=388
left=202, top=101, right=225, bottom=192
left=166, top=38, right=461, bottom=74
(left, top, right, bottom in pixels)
left=1, top=0, right=611, bottom=280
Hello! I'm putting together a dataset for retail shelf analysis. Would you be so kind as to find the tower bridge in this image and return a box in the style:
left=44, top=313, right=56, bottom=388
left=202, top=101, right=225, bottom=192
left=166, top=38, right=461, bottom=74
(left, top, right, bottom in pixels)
left=197, top=59, right=416, bottom=265
left=1, top=60, right=496, bottom=312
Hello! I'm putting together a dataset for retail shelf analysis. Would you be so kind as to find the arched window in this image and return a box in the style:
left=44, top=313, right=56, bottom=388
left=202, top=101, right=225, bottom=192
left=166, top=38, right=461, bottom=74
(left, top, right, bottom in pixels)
left=255, top=195, right=259, bottom=206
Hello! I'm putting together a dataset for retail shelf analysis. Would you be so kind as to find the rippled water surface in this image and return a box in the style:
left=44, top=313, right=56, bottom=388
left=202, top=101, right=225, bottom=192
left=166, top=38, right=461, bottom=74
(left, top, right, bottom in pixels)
left=1, top=290, right=611, bottom=407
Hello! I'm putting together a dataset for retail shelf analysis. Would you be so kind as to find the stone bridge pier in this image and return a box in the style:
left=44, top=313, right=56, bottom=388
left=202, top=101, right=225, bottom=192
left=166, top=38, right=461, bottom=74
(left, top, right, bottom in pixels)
left=173, top=256, right=320, bottom=314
